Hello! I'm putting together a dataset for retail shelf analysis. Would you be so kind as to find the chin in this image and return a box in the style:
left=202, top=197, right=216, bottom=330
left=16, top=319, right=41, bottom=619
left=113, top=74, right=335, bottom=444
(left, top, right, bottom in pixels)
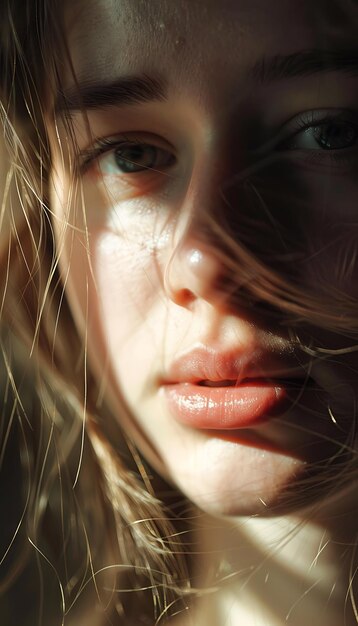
left=167, top=436, right=305, bottom=518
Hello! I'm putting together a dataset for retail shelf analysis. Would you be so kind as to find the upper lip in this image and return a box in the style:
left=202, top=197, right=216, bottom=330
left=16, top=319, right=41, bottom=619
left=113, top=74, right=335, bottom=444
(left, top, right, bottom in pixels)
left=162, top=345, right=308, bottom=385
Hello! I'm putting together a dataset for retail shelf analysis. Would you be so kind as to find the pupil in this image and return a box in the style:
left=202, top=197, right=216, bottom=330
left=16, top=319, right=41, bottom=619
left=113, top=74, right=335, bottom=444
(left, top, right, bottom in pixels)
left=314, top=122, right=356, bottom=150
left=115, top=144, right=156, bottom=172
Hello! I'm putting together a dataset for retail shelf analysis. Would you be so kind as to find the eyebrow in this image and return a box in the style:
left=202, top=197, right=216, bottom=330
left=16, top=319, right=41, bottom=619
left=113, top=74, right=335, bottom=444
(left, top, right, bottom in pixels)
left=55, top=73, right=167, bottom=113
left=251, top=49, right=358, bottom=82
left=56, top=49, right=358, bottom=114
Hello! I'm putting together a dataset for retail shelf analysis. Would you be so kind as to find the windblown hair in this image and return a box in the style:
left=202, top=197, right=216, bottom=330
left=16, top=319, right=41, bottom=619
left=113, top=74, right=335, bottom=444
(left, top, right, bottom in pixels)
left=0, top=2, right=191, bottom=624
left=0, top=0, right=358, bottom=625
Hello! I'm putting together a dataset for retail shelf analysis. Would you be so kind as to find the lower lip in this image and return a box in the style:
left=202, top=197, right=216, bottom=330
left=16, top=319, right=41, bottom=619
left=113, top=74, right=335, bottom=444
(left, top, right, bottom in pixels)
left=162, top=382, right=286, bottom=429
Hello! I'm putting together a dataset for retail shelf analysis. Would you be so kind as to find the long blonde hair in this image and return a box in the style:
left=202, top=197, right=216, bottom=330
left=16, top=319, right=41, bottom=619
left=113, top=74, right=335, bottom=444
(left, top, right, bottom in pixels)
left=0, top=2, right=191, bottom=624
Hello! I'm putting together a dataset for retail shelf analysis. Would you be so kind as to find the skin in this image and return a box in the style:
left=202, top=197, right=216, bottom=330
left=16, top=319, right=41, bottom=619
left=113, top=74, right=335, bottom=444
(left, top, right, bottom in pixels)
left=48, top=0, right=358, bottom=522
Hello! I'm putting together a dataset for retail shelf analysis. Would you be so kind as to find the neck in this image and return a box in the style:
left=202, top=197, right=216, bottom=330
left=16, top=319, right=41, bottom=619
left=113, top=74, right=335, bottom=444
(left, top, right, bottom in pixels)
left=189, top=490, right=358, bottom=626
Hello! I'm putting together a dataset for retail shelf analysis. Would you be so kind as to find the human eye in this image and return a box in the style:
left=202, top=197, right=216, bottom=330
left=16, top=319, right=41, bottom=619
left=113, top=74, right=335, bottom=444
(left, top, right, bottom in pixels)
left=277, top=110, right=358, bottom=168
left=79, top=133, right=176, bottom=197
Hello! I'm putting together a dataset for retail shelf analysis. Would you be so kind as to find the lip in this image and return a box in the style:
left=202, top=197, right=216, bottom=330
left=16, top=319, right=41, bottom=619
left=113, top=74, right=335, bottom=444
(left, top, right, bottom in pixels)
left=164, top=345, right=258, bottom=384
left=162, top=381, right=287, bottom=429
left=161, top=346, right=306, bottom=430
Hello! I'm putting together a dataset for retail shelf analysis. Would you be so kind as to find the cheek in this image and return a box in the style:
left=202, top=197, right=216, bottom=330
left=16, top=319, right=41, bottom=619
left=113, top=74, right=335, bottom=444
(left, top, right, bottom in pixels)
left=93, top=229, right=160, bottom=329
left=84, top=227, right=167, bottom=392
left=86, top=225, right=177, bottom=403
left=54, top=177, right=170, bottom=348
left=248, top=164, right=358, bottom=297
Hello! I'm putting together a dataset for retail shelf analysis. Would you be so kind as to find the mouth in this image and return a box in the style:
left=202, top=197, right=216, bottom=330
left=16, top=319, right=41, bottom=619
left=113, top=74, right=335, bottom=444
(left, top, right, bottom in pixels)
left=161, top=346, right=311, bottom=430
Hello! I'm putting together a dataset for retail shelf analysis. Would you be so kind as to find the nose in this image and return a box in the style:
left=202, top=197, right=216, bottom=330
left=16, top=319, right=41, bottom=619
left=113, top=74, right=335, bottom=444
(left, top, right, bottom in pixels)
left=164, top=236, right=227, bottom=309
left=163, top=143, right=238, bottom=310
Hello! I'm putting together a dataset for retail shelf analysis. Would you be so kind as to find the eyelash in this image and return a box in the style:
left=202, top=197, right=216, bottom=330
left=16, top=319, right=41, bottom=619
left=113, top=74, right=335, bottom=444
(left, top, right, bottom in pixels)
left=80, top=136, right=131, bottom=172
left=277, top=110, right=358, bottom=165
left=79, top=135, right=175, bottom=176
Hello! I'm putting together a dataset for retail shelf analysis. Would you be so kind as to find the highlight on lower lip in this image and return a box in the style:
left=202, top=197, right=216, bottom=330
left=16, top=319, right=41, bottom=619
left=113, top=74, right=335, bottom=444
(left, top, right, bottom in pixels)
left=162, top=382, right=286, bottom=429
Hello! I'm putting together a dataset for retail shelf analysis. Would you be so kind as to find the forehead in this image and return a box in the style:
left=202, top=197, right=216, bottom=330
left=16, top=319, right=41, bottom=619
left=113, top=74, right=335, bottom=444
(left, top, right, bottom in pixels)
left=65, top=0, right=358, bottom=88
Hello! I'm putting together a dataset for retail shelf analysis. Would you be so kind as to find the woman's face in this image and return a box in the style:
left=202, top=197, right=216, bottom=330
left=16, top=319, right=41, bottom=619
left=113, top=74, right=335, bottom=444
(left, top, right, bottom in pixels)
left=50, top=0, right=358, bottom=516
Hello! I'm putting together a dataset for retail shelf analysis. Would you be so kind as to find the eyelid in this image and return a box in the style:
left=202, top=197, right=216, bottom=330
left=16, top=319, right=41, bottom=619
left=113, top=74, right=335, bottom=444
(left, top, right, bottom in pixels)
left=255, top=108, right=358, bottom=155
left=281, top=109, right=358, bottom=142
left=79, top=131, right=176, bottom=174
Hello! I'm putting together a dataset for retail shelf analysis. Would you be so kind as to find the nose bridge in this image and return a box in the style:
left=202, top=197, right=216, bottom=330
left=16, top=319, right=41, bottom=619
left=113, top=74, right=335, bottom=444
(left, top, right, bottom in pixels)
left=164, top=150, right=232, bottom=307
left=180, top=136, right=229, bottom=242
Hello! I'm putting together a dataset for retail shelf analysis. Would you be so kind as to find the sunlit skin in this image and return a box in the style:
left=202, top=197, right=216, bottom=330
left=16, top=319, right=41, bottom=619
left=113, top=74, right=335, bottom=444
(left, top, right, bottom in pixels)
left=48, top=2, right=358, bottom=621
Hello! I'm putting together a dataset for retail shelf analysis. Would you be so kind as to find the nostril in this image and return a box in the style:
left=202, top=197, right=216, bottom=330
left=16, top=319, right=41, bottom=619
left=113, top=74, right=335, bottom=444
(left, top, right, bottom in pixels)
left=174, top=287, right=196, bottom=307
